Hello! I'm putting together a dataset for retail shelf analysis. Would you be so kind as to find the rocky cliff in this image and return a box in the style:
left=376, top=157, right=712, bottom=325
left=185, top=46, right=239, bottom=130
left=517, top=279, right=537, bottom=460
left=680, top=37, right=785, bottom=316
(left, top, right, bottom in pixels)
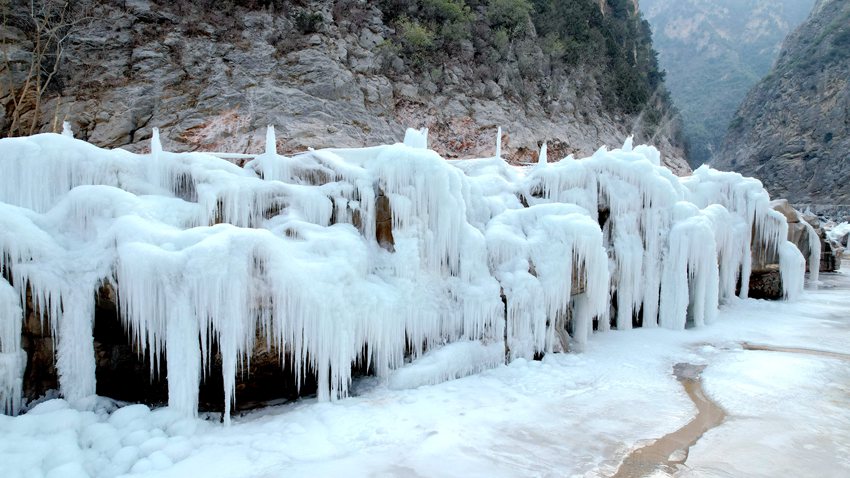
left=641, top=0, right=814, bottom=166
left=715, top=0, right=850, bottom=207
left=0, top=0, right=689, bottom=174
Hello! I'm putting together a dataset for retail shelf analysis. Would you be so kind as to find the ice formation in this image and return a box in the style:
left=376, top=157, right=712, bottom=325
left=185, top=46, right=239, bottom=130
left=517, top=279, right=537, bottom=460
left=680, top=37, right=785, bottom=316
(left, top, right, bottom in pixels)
left=0, top=279, right=24, bottom=414
left=0, top=129, right=808, bottom=419
left=803, top=220, right=821, bottom=285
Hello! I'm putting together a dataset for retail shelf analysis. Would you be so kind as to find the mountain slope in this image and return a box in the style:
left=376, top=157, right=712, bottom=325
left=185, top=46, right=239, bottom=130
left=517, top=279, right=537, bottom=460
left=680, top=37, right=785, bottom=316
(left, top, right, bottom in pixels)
left=641, top=0, right=814, bottom=166
left=0, top=0, right=688, bottom=173
left=715, top=0, right=850, bottom=207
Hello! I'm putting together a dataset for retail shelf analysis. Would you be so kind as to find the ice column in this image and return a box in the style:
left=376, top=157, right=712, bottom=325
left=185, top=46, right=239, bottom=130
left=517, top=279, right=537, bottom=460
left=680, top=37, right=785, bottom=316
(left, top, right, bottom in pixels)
left=0, top=279, right=24, bottom=415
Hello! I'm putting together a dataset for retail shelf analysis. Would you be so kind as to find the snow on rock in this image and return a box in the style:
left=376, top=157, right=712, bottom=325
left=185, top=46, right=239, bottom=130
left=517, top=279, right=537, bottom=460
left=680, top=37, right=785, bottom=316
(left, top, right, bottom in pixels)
left=486, top=204, right=609, bottom=356
left=0, top=130, right=808, bottom=419
left=827, top=221, right=850, bottom=246
left=681, top=165, right=794, bottom=301
left=386, top=340, right=505, bottom=390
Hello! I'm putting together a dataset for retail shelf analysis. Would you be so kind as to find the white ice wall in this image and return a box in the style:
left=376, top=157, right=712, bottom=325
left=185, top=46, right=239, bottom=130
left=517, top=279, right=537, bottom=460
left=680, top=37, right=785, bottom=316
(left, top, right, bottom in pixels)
left=0, top=131, right=808, bottom=419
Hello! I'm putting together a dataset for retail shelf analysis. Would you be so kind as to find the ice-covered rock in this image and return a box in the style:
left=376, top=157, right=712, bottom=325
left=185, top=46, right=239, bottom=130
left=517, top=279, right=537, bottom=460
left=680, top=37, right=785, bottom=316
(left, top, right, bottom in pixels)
left=0, top=130, right=807, bottom=419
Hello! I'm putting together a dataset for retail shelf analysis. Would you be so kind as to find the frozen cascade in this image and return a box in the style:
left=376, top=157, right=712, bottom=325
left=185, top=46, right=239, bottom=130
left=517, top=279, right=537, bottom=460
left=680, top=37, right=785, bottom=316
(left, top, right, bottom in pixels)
left=779, top=242, right=806, bottom=300
left=803, top=221, right=821, bottom=285
left=681, top=166, right=797, bottom=302
left=0, top=279, right=24, bottom=415
left=0, top=130, right=809, bottom=419
left=486, top=204, right=609, bottom=358
left=658, top=203, right=720, bottom=329
left=527, top=142, right=686, bottom=329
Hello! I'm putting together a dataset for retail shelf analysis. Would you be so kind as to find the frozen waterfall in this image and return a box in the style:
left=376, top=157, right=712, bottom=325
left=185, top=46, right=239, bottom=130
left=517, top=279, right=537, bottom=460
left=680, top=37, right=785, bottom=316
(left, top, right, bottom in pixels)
left=0, top=129, right=809, bottom=419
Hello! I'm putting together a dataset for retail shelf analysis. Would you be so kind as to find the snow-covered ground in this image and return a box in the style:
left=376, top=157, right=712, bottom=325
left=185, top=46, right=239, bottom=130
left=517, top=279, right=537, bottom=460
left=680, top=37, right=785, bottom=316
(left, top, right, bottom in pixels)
left=2, top=267, right=848, bottom=478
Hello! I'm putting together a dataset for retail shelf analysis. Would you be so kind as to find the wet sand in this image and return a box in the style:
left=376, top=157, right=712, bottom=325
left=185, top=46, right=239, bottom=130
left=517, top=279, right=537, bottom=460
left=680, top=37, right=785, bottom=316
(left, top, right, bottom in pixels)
left=611, top=341, right=850, bottom=477
left=741, top=342, right=850, bottom=361
left=611, top=363, right=726, bottom=478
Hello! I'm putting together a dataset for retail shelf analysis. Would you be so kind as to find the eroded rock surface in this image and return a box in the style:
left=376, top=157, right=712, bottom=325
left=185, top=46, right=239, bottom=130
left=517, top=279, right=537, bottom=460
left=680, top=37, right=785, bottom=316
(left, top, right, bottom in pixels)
left=716, top=0, right=850, bottom=206
left=1, top=0, right=689, bottom=173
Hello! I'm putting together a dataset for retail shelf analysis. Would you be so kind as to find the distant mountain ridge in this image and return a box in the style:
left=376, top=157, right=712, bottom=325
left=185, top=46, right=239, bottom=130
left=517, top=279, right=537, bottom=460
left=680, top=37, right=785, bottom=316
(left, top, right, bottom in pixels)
left=641, top=0, right=814, bottom=166
left=714, top=0, right=850, bottom=209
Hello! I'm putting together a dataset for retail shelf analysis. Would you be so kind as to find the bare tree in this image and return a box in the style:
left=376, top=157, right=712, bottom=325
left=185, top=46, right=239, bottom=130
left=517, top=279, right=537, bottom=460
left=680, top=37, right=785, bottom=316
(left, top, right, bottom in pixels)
left=1, top=0, right=88, bottom=137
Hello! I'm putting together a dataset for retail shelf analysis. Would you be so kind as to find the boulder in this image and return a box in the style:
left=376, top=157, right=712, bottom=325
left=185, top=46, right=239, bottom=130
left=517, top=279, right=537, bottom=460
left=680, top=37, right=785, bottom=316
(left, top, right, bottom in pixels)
left=20, top=287, right=57, bottom=401
left=770, top=200, right=843, bottom=273
left=770, top=199, right=799, bottom=223
left=747, top=265, right=783, bottom=300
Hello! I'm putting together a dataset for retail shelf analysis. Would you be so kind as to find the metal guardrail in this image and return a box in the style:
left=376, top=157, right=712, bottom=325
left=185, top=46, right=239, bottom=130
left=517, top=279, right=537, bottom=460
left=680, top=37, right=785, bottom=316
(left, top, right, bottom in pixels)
left=204, top=153, right=259, bottom=160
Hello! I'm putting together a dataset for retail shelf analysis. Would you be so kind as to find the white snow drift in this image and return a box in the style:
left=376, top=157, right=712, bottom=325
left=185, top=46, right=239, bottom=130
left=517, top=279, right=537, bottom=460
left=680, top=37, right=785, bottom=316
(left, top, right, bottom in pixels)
left=0, top=128, right=807, bottom=419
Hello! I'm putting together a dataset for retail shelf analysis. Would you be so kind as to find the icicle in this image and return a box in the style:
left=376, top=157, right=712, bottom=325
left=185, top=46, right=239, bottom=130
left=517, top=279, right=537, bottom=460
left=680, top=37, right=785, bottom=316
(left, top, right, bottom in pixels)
left=265, top=125, right=277, bottom=155
left=613, top=230, right=642, bottom=330
left=538, top=142, right=547, bottom=167
left=622, top=135, right=634, bottom=152
left=0, top=279, right=24, bottom=415
left=804, top=221, right=821, bottom=285
left=55, top=287, right=97, bottom=402
left=779, top=241, right=805, bottom=300
left=659, top=205, right=719, bottom=329
left=166, top=299, right=201, bottom=418
left=151, top=127, right=162, bottom=157
left=486, top=204, right=608, bottom=359
left=61, top=121, right=74, bottom=138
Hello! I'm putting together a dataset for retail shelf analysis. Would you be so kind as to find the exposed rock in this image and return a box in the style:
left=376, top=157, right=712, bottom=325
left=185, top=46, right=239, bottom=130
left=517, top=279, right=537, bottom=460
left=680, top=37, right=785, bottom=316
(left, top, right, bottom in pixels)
left=821, top=239, right=842, bottom=272
left=771, top=200, right=843, bottom=273
left=771, top=199, right=800, bottom=223
left=92, top=284, right=167, bottom=406
left=642, top=0, right=814, bottom=166
left=745, top=199, right=839, bottom=297
left=22, top=283, right=322, bottom=412
left=715, top=0, right=850, bottom=206
left=21, top=287, right=57, bottom=401
left=747, top=265, right=783, bottom=300
left=375, top=190, right=394, bottom=252
left=1, top=0, right=690, bottom=174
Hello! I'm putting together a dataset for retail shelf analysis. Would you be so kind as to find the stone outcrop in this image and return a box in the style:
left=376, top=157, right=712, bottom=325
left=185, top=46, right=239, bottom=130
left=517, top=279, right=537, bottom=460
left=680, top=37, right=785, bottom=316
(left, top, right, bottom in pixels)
left=21, top=288, right=57, bottom=401
left=800, top=211, right=843, bottom=273
left=744, top=198, right=840, bottom=299
left=0, top=0, right=689, bottom=174
left=746, top=266, right=782, bottom=300
left=771, top=199, right=842, bottom=273
left=715, top=0, right=850, bottom=206
left=771, top=199, right=822, bottom=271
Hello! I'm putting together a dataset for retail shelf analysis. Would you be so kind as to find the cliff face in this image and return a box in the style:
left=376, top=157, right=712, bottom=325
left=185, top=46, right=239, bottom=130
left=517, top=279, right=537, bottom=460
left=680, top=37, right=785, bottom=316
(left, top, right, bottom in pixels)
left=641, top=0, right=814, bottom=166
left=715, top=0, right=850, bottom=207
left=0, top=0, right=689, bottom=174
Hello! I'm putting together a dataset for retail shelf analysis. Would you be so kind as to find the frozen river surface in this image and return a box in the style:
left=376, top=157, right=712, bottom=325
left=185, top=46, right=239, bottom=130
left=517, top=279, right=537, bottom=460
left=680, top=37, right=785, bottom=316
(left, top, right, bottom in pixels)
left=2, top=269, right=849, bottom=478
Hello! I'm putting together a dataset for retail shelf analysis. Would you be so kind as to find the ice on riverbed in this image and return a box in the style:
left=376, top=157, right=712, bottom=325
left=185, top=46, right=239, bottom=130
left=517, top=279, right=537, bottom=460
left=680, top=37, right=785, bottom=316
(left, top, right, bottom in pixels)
left=0, top=129, right=808, bottom=419
left=5, top=280, right=848, bottom=478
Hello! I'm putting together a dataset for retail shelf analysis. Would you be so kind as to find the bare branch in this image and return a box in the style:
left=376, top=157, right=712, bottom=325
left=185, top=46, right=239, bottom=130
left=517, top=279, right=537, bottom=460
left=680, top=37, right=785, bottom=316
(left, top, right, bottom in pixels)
left=3, top=0, right=88, bottom=136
